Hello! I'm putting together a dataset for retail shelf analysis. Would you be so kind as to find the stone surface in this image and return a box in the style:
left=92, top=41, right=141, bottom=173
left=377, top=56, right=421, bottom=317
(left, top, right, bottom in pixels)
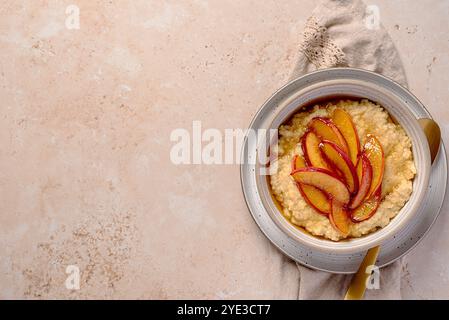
left=0, top=0, right=448, bottom=299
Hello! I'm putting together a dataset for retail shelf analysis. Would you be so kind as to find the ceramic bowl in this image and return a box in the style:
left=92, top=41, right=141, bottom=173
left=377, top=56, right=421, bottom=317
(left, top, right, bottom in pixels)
left=245, top=68, right=432, bottom=255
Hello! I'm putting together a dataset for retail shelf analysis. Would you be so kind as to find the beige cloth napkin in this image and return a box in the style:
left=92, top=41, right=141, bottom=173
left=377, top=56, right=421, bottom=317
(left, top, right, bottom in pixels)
left=289, top=0, right=407, bottom=299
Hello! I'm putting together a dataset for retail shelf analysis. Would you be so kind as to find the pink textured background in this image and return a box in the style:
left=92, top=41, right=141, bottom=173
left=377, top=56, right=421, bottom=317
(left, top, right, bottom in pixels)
left=0, top=0, right=448, bottom=299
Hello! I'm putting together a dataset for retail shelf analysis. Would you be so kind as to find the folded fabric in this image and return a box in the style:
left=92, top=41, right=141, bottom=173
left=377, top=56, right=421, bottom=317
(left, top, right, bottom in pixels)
left=288, top=0, right=407, bottom=300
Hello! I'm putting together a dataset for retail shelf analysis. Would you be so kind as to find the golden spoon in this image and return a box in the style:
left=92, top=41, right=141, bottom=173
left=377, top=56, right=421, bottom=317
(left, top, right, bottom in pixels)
left=344, top=118, right=441, bottom=300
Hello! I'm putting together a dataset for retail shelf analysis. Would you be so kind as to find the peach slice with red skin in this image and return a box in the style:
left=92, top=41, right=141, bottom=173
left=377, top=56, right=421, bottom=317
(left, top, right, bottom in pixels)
left=291, top=155, right=331, bottom=216
left=363, top=134, right=385, bottom=198
left=297, top=184, right=332, bottom=216
left=308, top=117, right=349, bottom=154
left=350, top=187, right=381, bottom=222
left=290, top=111, right=385, bottom=231
left=301, top=131, right=331, bottom=170
left=291, top=153, right=306, bottom=171
left=332, top=108, right=360, bottom=166
left=356, top=156, right=363, bottom=185
left=290, top=167, right=350, bottom=204
left=330, top=200, right=351, bottom=236
left=320, top=140, right=359, bottom=194
left=349, top=153, right=373, bottom=209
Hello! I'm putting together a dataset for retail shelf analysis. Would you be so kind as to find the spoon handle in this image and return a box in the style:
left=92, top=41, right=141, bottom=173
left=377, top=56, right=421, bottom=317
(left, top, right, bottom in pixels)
left=344, top=246, right=380, bottom=300
left=418, top=118, right=441, bottom=163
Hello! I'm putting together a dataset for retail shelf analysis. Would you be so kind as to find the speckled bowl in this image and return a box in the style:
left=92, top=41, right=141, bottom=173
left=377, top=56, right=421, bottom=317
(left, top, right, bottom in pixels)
left=242, top=68, right=433, bottom=258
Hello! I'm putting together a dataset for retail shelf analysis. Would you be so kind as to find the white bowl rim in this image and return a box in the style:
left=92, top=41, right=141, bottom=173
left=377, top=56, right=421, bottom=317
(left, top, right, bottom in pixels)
left=250, top=67, right=432, bottom=254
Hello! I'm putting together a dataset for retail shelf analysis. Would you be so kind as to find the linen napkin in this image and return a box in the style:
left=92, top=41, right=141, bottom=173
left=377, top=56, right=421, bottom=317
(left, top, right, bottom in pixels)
left=289, top=0, right=407, bottom=299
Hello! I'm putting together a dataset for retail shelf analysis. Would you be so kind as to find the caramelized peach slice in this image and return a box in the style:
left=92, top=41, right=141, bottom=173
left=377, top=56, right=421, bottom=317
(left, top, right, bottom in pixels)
left=330, top=200, right=350, bottom=236
left=291, top=167, right=350, bottom=204
left=301, top=131, right=331, bottom=170
left=349, top=153, right=373, bottom=209
left=332, top=108, right=360, bottom=165
left=363, top=135, right=385, bottom=198
left=350, top=188, right=381, bottom=222
left=291, top=154, right=306, bottom=171
left=356, top=156, right=363, bottom=185
left=297, top=184, right=331, bottom=216
left=308, top=117, right=349, bottom=154
left=291, top=155, right=331, bottom=216
left=320, top=140, right=359, bottom=194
